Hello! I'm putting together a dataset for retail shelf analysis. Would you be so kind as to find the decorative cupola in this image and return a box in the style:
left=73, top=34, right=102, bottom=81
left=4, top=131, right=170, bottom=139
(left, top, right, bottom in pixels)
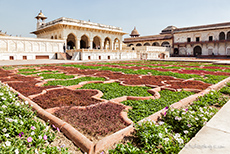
left=130, top=27, right=140, bottom=37
left=35, top=10, right=47, bottom=29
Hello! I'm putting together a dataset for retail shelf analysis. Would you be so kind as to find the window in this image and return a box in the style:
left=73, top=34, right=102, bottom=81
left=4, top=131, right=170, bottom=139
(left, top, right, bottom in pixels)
left=88, top=56, right=91, bottom=60
left=99, top=56, right=101, bottom=60
left=9, top=56, right=14, bottom=60
left=219, top=32, right=225, bottom=40
left=196, top=37, right=200, bottom=42
left=23, top=56, right=27, bottom=60
left=108, top=56, right=110, bottom=60
left=187, top=38, right=191, bottom=42
left=35, top=55, right=49, bottom=59
left=209, top=36, right=213, bottom=41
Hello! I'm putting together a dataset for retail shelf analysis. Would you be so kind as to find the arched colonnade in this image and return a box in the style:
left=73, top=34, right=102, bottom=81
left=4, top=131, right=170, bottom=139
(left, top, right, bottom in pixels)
left=65, top=33, right=121, bottom=50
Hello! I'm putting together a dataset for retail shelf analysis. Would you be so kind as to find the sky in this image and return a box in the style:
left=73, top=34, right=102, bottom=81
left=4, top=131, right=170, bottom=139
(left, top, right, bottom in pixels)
left=0, top=0, right=230, bottom=39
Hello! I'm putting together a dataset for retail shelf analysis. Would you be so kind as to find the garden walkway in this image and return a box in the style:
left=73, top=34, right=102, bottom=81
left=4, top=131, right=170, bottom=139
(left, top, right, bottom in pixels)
left=179, top=100, right=230, bottom=154
left=1, top=57, right=230, bottom=66
left=0, top=59, right=137, bottom=66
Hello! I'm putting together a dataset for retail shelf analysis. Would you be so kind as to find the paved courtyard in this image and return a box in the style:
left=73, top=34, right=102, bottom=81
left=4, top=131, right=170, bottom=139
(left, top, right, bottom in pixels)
left=1, top=57, right=230, bottom=66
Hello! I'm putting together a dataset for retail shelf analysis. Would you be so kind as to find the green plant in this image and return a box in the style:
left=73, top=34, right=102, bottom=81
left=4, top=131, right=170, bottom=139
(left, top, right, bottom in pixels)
left=18, top=68, right=37, bottom=72
left=0, top=83, right=69, bottom=153
left=197, top=75, right=228, bottom=84
left=110, top=91, right=227, bottom=154
left=39, top=73, right=74, bottom=79
left=79, top=82, right=152, bottom=100
left=193, top=90, right=228, bottom=107
left=44, top=76, right=105, bottom=86
left=109, top=121, right=188, bottom=154
left=122, top=90, right=194, bottom=122
left=62, top=64, right=228, bottom=84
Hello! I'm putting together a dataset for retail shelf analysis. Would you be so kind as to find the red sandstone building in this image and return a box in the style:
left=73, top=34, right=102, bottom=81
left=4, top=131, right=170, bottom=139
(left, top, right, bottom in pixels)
left=124, top=22, right=230, bottom=57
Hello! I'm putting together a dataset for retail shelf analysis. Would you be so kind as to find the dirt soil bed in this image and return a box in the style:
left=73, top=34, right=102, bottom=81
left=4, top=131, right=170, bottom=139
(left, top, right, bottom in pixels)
left=0, top=74, right=38, bottom=82
left=54, top=102, right=129, bottom=142
left=122, top=75, right=178, bottom=86
left=0, top=68, right=14, bottom=77
left=165, top=80, right=211, bottom=90
left=32, top=88, right=102, bottom=109
left=63, top=68, right=101, bottom=75
left=94, top=71, right=140, bottom=80
left=85, top=63, right=230, bottom=76
left=8, top=81, right=58, bottom=97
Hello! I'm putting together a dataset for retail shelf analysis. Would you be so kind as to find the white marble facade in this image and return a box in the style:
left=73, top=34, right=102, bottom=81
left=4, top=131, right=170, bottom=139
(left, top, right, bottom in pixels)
left=32, top=17, right=125, bottom=51
left=0, top=36, right=64, bottom=60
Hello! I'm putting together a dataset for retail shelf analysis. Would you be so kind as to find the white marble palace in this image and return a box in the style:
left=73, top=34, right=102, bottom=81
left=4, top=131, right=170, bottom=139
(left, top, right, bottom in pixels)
left=32, top=11, right=126, bottom=51
left=29, top=11, right=143, bottom=61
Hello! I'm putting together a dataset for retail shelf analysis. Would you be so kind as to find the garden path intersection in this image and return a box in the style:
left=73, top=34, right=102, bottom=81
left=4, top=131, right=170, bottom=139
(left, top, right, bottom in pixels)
left=1, top=58, right=230, bottom=153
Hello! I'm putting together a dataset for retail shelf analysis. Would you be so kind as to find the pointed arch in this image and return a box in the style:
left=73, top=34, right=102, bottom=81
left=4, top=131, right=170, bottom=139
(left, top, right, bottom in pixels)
left=113, top=38, right=120, bottom=50
left=67, top=33, right=76, bottom=49
left=227, top=31, right=230, bottom=40
left=80, top=34, right=90, bottom=49
left=193, top=46, right=202, bottom=56
left=104, top=37, right=111, bottom=49
left=93, top=36, right=101, bottom=49
left=219, top=32, right=225, bottom=41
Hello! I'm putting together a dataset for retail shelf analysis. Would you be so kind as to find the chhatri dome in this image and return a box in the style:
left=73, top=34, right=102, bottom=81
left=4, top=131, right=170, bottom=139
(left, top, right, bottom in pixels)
left=130, top=27, right=140, bottom=37
left=35, top=10, right=47, bottom=20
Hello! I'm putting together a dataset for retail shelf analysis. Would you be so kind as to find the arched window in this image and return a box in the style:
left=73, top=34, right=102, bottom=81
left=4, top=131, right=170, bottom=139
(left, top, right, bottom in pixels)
left=152, top=42, right=160, bottom=46
left=227, top=32, right=230, bottom=40
left=219, top=32, right=225, bottom=41
left=136, top=43, right=142, bottom=46
left=144, top=42, right=150, bottom=46
left=161, top=42, right=170, bottom=47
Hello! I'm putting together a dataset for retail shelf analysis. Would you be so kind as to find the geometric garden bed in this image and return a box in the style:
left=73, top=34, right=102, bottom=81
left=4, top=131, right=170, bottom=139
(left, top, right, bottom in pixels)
left=1, top=60, right=230, bottom=153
